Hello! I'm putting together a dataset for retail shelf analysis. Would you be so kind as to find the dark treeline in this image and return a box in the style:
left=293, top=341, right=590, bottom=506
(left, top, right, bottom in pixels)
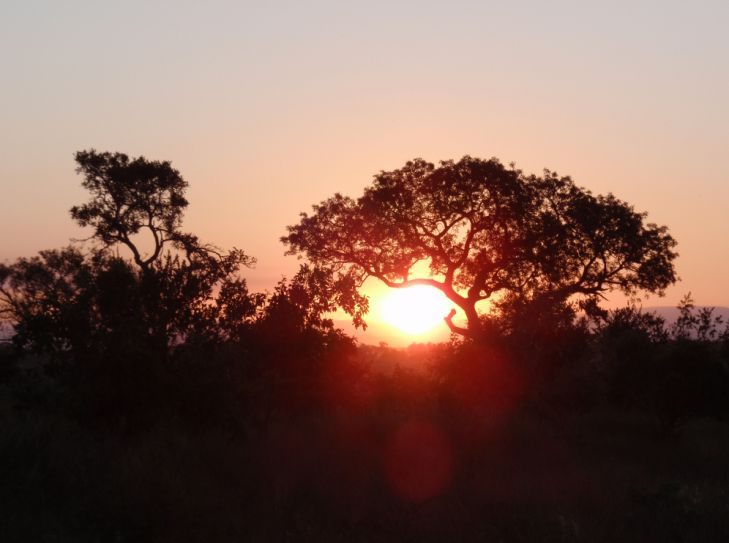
left=1, top=151, right=729, bottom=542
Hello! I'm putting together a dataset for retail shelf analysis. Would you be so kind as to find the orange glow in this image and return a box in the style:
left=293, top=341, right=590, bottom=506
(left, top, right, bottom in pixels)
left=379, top=285, right=452, bottom=335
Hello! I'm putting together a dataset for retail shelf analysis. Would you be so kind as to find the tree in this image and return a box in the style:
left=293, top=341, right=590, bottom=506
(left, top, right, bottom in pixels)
left=0, top=247, right=102, bottom=362
left=0, top=151, right=263, bottom=428
left=283, top=156, right=678, bottom=339
left=244, top=265, right=365, bottom=426
left=1, top=150, right=259, bottom=358
left=71, top=150, right=247, bottom=272
left=70, top=149, right=255, bottom=347
left=261, top=264, right=368, bottom=336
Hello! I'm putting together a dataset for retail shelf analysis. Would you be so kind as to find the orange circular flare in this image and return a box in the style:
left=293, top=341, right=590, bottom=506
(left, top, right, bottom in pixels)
left=384, top=420, right=454, bottom=503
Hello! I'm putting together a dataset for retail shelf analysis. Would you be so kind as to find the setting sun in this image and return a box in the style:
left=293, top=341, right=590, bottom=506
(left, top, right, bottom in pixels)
left=379, top=285, right=452, bottom=335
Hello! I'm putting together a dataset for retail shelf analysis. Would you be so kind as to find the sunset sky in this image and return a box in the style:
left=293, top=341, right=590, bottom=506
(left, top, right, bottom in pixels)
left=1, top=1, right=728, bottom=344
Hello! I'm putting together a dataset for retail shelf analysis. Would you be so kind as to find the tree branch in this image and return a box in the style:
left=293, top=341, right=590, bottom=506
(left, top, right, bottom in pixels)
left=444, top=308, right=472, bottom=337
left=376, top=275, right=444, bottom=290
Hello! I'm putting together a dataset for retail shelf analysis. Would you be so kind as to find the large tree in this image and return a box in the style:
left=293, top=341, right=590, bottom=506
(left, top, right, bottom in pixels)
left=282, top=156, right=678, bottom=338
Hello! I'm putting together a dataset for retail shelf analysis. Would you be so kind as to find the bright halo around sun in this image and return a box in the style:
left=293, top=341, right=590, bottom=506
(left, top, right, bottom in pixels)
left=380, top=285, right=452, bottom=335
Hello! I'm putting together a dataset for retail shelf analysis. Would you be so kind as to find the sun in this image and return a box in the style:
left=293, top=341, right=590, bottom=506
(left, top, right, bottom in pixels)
left=379, top=285, right=452, bottom=335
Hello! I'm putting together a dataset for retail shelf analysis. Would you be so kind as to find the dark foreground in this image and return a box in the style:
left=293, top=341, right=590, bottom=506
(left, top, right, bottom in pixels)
left=2, top=401, right=728, bottom=542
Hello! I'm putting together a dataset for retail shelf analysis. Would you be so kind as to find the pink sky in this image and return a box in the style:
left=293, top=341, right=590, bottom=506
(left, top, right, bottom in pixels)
left=1, top=2, right=727, bottom=344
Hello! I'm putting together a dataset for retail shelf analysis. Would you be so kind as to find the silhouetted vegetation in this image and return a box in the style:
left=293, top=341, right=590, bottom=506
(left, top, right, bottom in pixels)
left=283, top=156, right=678, bottom=339
left=1, top=152, right=728, bottom=542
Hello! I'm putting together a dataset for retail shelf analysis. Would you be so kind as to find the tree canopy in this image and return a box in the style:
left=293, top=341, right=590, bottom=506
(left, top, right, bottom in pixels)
left=71, top=150, right=231, bottom=271
left=283, top=156, right=678, bottom=338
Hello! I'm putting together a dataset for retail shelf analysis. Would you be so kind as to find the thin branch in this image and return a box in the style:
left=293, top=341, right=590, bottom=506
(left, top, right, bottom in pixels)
left=376, top=275, right=444, bottom=290
left=444, top=308, right=472, bottom=337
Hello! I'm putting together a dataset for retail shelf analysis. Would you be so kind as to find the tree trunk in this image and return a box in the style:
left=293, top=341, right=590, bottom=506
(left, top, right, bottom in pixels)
left=444, top=302, right=482, bottom=339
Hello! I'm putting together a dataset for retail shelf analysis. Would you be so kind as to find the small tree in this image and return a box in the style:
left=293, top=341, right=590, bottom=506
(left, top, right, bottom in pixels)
left=71, top=150, right=193, bottom=271
left=283, top=156, right=678, bottom=338
left=70, top=150, right=255, bottom=346
left=0, top=247, right=102, bottom=362
left=1, top=151, right=257, bottom=355
left=0, top=151, right=263, bottom=428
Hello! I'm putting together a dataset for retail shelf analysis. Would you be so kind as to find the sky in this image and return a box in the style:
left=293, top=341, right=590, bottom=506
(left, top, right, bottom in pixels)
left=1, top=1, right=728, bottom=344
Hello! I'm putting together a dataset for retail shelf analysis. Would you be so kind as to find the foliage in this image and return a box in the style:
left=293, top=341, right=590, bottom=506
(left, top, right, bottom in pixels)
left=143, top=249, right=261, bottom=346
left=262, top=264, right=368, bottom=335
left=0, top=247, right=114, bottom=363
left=0, top=247, right=260, bottom=360
left=283, top=156, right=678, bottom=337
left=672, top=293, right=727, bottom=342
left=72, top=150, right=195, bottom=270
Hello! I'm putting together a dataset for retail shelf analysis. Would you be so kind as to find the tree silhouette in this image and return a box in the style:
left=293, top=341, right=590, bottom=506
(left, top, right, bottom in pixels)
left=1, top=150, right=260, bottom=367
left=0, top=247, right=101, bottom=361
left=70, top=150, right=255, bottom=347
left=0, top=151, right=264, bottom=428
left=283, top=156, right=678, bottom=338
left=71, top=150, right=245, bottom=271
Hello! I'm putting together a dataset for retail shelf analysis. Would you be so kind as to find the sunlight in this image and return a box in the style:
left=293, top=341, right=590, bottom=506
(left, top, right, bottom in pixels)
left=379, top=285, right=452, bottom=335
